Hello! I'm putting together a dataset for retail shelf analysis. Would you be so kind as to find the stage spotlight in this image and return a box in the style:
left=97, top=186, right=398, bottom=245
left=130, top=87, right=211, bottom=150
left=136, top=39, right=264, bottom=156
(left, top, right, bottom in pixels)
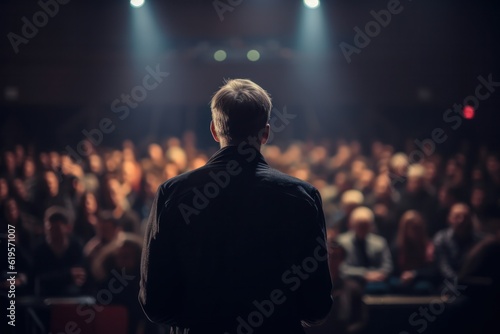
left=214, top=50, right=227, bottom=62
left=130, top=0, right=145, bottom=8
left=247, top=50, right=260, bottom=62
left=304, top=0, right=320, bottom=9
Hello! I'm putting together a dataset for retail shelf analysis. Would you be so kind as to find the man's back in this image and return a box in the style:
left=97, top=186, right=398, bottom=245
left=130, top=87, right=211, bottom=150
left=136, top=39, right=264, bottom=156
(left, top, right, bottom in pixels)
left=140, top=146, right=332, bottom=334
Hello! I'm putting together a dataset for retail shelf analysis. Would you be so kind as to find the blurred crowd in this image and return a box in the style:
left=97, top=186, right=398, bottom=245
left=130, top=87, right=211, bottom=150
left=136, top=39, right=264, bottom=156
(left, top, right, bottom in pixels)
left=1, top=133, right=500, bottom=333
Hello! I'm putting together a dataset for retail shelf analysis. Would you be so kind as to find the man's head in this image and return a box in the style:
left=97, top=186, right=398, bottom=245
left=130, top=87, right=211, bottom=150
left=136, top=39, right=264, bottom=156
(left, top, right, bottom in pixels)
left=44, top=206, right=72, bottom=246
left=349, top=206, right=374, bottom=240
left=210, top=79, right=272, bottom=146
left=96, top=211, right=121, bottom=243
left=448, top=202, right=473, bottom=238
left=340, top=189, right=364, bottom=214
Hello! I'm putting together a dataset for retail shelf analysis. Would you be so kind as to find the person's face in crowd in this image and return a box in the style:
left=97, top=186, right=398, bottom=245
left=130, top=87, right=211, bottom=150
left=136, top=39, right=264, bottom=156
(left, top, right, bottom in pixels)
left=14, top=145, right=25, bottom=166
left=96, top=218, right=119, bottom=243
left=4, top=151, right=16, bottom=174
left=371, top=141, right=384, bottom=160
left=49, top=151, right=61, bottom=171
left=374, top=175, right=390, bottom=198
left=334, top=172, right=348, bottom=189
left=486, top=155, right=499, bottom=176
left=72, top=177, right=85, bottom=197
left=123, top=147, right=136, bottom=163
left=89, top=154, right=103, bottom=174
left=471, top=167, right=483, bottom=183
left=44, top=171, right=59, bottom=197
left=122, top=160, right=140, bottom=185
left=61, top=155, right=74, bottom=176
left=105, top=151, right=123, bottom=173
left=39, top=152, right=50, bottom=169
left=12, top=178, right=28, bottom=201
left=470, top=188, right=485, bottom=210
left=358, top=169, right=375, bottom=191
left=423, top=161, right=437, bottom=183
left=5, top=199, right=20, bottom=223
left=84, top=193, right=98, bottom=215
left=448, top=204, right=472, bottom=237
left=309, top=146, right=327, bottom=165
left=352, top=218, right=371, bottom=240
left=107, top=179, right=123, bottom=207
left=291, top=166, right=310, bottom=182
left=406, top=176, right=423, bottom=194
left=148, top=144, right=164, bottom=164
left=404, top=219, right=425, bottom=242
left=191, top=155, right=207, bottom=170
left=373, top=203, right=389, bottom=219
left=350, top=141, right=362, bottom=156
left=438, top=186, right=458, bottom=208
left=445, top=159, right=458, bottom=176
left=0, top=178, right=9, bottom=201
left=45, top=219, right=69, bottom=246
left=23, top=158, right=36, bottom=179
left=164, top=163, right=179, bottom=181
left=351, top=160, right=366, bottom=179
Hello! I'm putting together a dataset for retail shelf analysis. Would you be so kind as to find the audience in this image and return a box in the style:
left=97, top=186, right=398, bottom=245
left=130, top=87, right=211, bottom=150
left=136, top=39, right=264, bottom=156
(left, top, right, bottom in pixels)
left=1, top=135, right=499, bottom=333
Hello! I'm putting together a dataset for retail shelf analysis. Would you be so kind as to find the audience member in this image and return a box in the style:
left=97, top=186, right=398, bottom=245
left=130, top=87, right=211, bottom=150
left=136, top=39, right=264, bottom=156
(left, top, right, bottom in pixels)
left=390, top=210, right=437, bottom=294
left=330, top=190, right=364, bottom=233
left=33, top=206, right=87, bottom=296
left=433, top=203, right=483, bottom=283
left=337, top=206, right=393, bottom=294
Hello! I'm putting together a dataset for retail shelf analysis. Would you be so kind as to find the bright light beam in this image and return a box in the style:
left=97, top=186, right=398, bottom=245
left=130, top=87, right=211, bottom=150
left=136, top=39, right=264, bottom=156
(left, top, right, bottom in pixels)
left=129, top=1, right=166, bottom=68
left=304, top=0, right=320, bottom=9
left=130, top=0, right=145, bottom=8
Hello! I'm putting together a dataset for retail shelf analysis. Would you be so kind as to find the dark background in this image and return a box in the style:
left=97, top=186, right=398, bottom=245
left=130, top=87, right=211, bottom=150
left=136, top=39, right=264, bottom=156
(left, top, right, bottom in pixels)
left=1, top=0, right=499, bottom=153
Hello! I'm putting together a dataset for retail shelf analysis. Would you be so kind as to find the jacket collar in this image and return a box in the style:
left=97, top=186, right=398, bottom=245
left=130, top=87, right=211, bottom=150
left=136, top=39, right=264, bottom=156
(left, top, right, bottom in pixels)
left=206, top=144, right=268, bottom=167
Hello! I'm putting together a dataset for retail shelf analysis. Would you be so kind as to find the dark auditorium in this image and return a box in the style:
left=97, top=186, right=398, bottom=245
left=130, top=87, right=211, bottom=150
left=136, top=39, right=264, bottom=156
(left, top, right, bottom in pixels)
left=1, top=1, right=500, bottom=334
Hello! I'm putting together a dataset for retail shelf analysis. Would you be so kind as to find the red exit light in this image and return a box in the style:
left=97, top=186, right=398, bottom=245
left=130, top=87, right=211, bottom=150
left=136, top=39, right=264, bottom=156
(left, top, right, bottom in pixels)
left=463, top=105, right=475, bottom=119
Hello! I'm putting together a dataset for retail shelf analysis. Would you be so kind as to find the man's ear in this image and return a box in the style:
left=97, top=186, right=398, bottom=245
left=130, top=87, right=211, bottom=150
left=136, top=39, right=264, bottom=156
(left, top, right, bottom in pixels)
left=260, top=124, right=270, bottom=145
left=210, top=121, right=220, bottom=143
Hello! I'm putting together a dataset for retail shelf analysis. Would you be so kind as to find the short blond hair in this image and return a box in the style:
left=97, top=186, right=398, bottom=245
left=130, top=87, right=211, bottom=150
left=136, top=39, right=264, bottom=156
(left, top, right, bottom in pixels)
left=210, top=79, right=272, bottom=143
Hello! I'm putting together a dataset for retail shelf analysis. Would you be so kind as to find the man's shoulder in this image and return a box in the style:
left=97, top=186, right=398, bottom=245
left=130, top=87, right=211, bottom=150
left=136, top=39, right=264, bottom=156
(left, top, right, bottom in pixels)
left=159, top=163, right=319, bottom=202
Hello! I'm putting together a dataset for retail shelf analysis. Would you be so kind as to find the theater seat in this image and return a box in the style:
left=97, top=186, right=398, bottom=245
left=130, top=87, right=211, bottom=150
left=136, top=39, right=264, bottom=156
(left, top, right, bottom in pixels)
left=50, top=303, right=128, bottom=334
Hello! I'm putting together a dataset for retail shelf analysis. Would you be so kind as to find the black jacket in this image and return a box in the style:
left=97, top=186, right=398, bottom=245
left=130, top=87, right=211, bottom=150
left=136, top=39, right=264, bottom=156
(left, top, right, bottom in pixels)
left=139, top=145, right=332, bottom=334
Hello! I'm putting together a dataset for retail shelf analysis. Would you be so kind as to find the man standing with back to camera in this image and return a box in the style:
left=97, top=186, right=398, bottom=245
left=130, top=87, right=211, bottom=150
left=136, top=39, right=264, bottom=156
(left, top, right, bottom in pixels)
left=139, top=79, right=332, bottom=334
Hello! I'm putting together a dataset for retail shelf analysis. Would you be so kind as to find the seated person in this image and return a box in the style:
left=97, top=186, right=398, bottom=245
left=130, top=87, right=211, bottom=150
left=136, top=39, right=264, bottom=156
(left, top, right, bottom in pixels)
left=337, top=206, right=393, bottom=294
left=330, top=190, right=364, bottom=234
left=33, top=206, right=87, bottom=297
left=84, top=211, right=125, bottom=271
left=433, top=203, right=482, bottom=284
left=390, top=210, right=437, bottom=294
left=91, top=236, right=144, bottom=334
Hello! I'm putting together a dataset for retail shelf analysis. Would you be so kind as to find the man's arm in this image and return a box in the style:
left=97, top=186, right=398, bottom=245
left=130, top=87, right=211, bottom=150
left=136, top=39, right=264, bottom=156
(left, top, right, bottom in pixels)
left=139, top=186, right=182, bottom=325
left=298, top=190, right=333, bottom=325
